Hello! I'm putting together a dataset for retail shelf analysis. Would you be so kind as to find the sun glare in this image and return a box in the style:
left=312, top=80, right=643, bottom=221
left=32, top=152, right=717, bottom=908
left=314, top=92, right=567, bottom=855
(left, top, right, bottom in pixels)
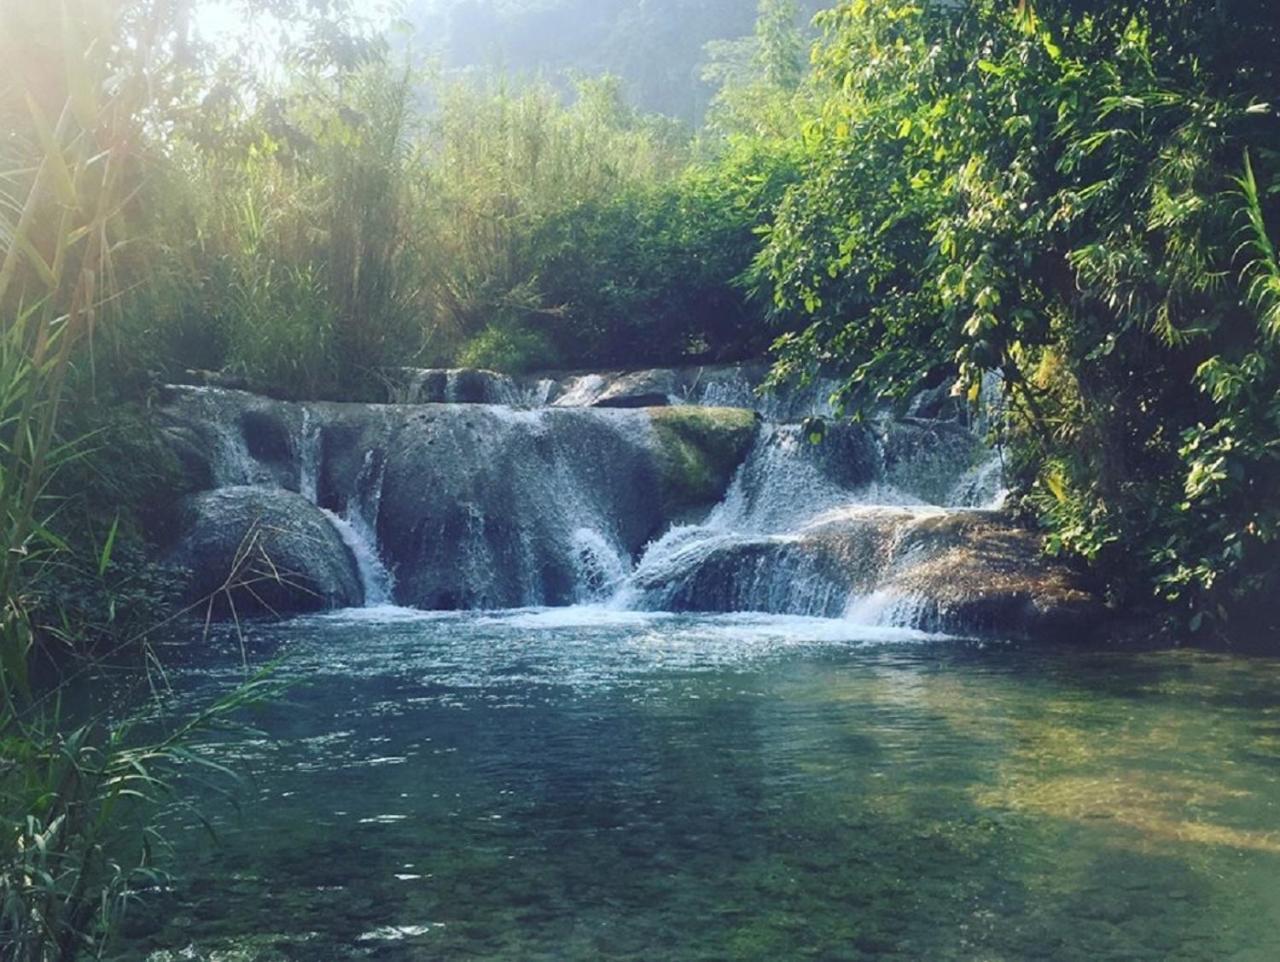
left=191, top=1, right=262, bottom=47
left=191, top=0, right=400, bottom=59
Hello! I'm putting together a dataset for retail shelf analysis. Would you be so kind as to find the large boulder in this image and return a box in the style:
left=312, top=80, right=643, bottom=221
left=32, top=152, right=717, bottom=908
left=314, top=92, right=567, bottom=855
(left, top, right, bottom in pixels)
left=157, top=386, right=303, bottom=491
left=374, top=406, right=659, bottom=610
left=169, top=487, right=363, bottom=618
left=631, top=508, right=922, bottom=618
left=373, top=405, right=758, bottom=610
left=587, top=369, right=680, bottom=408
left=632, top=508, right=1103, bottom=641
left=875, top=512, right=1102, bottom=640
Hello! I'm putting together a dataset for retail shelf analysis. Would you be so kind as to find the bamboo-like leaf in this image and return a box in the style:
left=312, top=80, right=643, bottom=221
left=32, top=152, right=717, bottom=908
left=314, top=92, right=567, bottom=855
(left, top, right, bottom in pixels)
left=62, top=10, right=100, bottom=130
left=24, top=94, right=77, bottom=210
left=12, top=232, right=57, bottom=289
left=97, top=514, right=119, bottom=577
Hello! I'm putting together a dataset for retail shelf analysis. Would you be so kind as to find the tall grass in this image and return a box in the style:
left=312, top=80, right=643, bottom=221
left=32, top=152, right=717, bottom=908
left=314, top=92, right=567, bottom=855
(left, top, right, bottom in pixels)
left=144, top=66, right=754, bottom=388
left=0, top=0, right=144, bottom=695
left=0, top=4, right=269, bottom=957
left=415, top=75, right=689, bottom=366
left=147, top=58, right=426, bottom=400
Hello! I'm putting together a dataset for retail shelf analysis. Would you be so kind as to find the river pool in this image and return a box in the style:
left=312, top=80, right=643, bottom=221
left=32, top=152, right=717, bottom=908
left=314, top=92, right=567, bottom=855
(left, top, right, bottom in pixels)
left=118, top=608, right=1280, bottom=961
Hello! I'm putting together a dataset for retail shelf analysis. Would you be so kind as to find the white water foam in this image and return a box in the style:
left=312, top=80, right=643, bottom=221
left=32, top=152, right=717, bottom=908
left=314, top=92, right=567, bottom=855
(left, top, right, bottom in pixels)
left=322, top=510, right=395, bottom=607
left=313, top=604, right=949, bottom=644
left=298, top=407, right=321, bottom=503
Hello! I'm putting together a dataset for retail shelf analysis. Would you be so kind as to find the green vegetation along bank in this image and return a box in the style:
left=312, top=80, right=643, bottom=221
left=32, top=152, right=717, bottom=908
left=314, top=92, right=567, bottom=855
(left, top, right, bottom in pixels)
left=51, top=0, right=1275, bottom=647
left=2, top=0, right=1279, bottom=955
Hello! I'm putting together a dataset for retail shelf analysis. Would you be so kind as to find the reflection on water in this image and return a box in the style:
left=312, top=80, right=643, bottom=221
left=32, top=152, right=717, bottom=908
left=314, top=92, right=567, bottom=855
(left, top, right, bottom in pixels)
left=118, top=608, right=1280, bottom=961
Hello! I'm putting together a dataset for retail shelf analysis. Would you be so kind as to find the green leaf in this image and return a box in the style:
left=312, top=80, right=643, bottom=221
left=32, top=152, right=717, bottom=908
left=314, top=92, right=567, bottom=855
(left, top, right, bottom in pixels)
left=98, top=515, right=119, bottom=577
left=25, top=93, right=77, bottom=209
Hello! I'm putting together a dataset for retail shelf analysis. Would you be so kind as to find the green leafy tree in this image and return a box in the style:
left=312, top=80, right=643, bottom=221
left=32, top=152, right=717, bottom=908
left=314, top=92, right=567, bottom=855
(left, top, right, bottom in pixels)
left=755, top=0, right=805, bottom=91
left=759, top=0, right=1280, bottom=642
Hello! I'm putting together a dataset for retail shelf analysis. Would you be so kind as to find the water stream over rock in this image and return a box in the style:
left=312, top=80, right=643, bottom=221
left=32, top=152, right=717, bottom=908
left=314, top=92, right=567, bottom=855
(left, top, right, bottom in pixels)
left=157, top=365, right=1098, bottom=638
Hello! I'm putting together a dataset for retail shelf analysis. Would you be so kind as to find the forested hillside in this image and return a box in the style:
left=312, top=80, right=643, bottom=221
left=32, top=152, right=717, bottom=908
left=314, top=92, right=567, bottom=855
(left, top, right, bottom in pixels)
left=406, top=0, right=829, bottom=120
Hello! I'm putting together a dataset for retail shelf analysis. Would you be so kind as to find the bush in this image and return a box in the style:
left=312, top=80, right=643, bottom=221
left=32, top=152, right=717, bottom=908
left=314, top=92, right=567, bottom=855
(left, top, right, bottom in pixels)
left=457, top=322, right=560, bottom=374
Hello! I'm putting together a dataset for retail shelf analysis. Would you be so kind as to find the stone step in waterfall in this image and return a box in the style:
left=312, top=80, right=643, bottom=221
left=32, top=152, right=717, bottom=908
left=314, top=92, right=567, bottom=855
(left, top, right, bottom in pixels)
left=155, top=373, right=1101, bottom=640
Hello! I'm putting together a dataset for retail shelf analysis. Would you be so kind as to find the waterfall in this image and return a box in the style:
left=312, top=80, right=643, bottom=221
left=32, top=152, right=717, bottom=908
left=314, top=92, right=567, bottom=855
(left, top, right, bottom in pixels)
left=372, top=404, right=662, bottom=610
left=948, top=451, right=1009, bottom=510
left=569, top=527, right=631, bottom=603
left=288, top=404, right=396, bottom=606
left=321, top=509, right=394, bottom=607
left=298, top=408, right=321, bottom=503
left=160, top=364, right=1047, bottom=633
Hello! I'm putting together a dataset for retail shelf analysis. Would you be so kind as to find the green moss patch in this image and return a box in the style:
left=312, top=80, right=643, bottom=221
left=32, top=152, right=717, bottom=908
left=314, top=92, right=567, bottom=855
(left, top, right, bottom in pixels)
left=648, top=406, right=758, bottom=514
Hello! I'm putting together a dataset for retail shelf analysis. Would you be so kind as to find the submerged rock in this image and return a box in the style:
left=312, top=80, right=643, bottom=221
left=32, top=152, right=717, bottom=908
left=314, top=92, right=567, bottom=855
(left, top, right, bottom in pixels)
left=169, top=487, right=363, bottom=618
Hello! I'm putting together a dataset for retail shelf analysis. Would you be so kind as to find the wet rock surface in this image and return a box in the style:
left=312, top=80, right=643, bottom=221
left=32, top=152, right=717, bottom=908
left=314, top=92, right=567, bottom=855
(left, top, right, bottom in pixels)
left=156, top=370, right=1104, bottom=640
left=633, top=508, right=1100, bottom=641
left=386, top=362, right=847, bottom=421
left=648, top=407, right=760, bottom=516
left=169, top=487, right=363, bottom=617
left=159, top=389, right=759, bottom=613
left=376, top=406, right=664, bottom=609
left=878, top=512, right=1103, bottom=640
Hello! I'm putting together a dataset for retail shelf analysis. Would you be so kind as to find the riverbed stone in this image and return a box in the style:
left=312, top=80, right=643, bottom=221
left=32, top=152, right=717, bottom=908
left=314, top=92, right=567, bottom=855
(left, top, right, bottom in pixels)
left=636, top=507, right=1103, bottom=641
left=169, top=486, right=363, bottom=618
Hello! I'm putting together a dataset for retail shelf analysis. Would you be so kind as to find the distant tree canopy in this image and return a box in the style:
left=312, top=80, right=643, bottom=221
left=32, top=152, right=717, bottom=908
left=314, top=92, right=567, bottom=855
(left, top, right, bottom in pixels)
left=405, top=0, right=828, bottom=122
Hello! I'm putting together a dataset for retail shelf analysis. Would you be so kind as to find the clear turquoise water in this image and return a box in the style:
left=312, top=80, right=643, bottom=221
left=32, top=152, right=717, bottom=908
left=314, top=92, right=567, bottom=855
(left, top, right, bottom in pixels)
left=120, top=608, right=1280, bottom=961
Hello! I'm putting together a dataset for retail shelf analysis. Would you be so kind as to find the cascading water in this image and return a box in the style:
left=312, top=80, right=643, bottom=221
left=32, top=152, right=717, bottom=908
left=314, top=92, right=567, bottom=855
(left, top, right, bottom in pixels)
left=320, top=509, right=394, bottom=607
left=158, top=364, right=1087, bottom=638
left=298, top=409, right=321, bottom=503
left=297, top=409, right=395, bottom=606
left=569, top=527, right=631, bottom=603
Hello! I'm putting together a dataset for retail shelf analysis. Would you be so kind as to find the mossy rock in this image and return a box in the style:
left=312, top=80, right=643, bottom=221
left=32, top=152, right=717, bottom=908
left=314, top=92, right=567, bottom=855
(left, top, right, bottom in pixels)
left=647, top=406, right=758, bottom=514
